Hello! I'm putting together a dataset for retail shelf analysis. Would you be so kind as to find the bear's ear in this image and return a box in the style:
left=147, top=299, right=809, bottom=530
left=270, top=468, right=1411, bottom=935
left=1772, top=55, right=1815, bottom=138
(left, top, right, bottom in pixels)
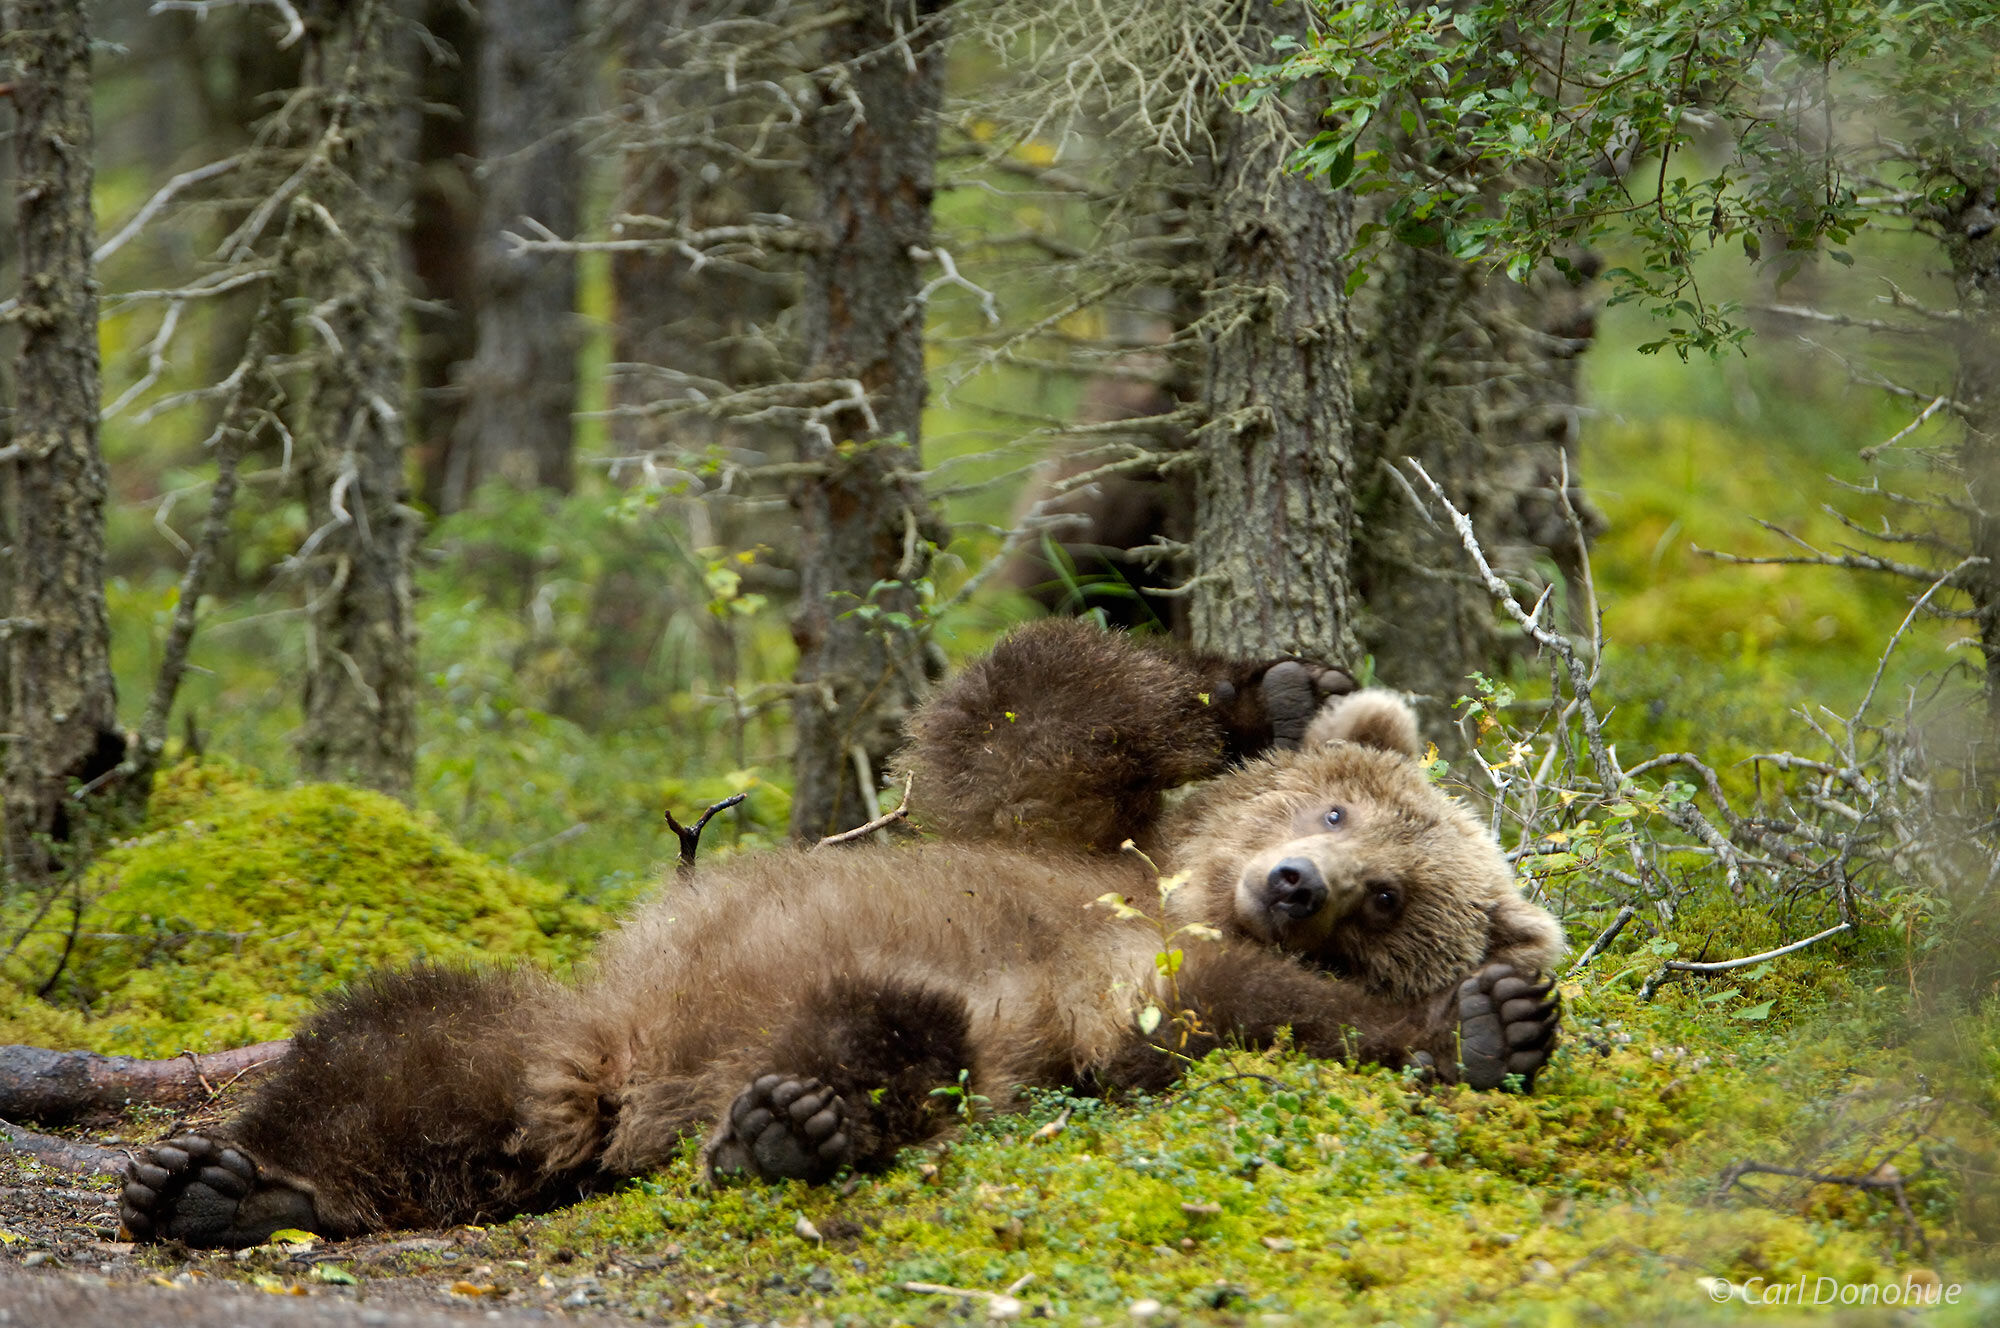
left=1303, top=689, right=1423, bottom=759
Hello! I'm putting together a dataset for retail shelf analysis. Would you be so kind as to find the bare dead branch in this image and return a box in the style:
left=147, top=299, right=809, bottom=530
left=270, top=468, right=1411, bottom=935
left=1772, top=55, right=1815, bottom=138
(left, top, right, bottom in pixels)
left=0, top=1119, right=125, bottom=1176
left=1569, top=905, right=1637, bottom=971
left=664, top=794, right=750, bottom=880
left=812, top=775, right=913, bottom=850
left=1638, top=923, right=1852, bottom=999
left=1859, top=394, right=1951, bottom=461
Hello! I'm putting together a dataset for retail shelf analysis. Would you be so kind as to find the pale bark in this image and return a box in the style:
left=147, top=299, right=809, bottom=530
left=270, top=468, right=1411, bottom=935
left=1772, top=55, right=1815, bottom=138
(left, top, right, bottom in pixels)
left=1188, top=10, right=1359, bottom=667
left=1, top=0, right=122, bottom=874
left=293, top=0, right=419, bottom=798
left=788, top=0, right=950, bottom=840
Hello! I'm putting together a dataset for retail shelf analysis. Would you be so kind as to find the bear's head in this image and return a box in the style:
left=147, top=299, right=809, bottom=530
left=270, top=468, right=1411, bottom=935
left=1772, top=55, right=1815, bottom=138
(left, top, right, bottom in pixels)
left=1165, top=690, right=1561, bottom=1001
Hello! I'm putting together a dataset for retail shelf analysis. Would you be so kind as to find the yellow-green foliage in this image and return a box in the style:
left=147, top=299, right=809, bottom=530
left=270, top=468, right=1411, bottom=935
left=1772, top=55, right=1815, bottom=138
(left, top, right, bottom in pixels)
left=0, top=761, right=602, bottom=1057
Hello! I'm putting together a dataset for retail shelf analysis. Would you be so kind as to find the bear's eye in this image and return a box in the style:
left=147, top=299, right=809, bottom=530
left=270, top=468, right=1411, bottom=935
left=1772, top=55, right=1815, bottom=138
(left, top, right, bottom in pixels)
left=1364, top=883, right=1401, bottom=921
left=1323, top=806, right=1346, bottom=829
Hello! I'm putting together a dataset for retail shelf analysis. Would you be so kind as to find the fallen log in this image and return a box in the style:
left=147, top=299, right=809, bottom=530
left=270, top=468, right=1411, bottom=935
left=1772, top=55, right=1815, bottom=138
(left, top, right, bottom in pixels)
left=0, top=1118, right=125, bottom=1175
left=0, top=1041, right=290, bottom=1125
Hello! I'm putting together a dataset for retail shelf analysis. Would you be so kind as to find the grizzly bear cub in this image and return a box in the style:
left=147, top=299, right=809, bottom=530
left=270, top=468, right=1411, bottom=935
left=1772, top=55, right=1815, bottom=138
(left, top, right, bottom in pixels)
left=120, top=621, right=1563, bottom=1247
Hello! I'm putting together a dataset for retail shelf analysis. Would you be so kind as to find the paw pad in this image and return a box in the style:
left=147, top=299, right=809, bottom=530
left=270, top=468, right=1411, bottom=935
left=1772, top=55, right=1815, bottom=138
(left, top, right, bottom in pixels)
left=1261, top=661, right=1356, bottom=749
left=120, top=1134, right=316, bottom=1247
left=1456, top=963, right=1560, bottom=1091
left=709, top=1074, right=852, bottom=1185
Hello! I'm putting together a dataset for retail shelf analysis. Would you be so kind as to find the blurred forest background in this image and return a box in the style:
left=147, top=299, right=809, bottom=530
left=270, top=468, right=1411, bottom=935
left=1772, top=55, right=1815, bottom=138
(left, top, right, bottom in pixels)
left=3, top=0, right=1990, bottom=901
left=0, top=2, right=1996, bottom=1318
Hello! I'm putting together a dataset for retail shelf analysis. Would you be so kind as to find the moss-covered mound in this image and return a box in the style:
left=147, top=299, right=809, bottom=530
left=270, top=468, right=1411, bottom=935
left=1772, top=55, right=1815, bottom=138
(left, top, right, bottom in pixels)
left=0, top=761, right=602, bottom=1057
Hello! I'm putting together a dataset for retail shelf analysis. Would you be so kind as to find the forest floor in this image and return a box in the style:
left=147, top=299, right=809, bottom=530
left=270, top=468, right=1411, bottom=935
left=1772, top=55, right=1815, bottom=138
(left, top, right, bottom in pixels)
left=0, top=991, right=1990, bottom=1328
left=0, top=1128, right=625, bottom=1327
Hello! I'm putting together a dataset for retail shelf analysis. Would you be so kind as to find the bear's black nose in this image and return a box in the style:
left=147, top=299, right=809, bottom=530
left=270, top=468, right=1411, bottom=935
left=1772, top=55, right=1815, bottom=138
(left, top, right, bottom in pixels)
left=1265, top=858, right=1329, bottom=919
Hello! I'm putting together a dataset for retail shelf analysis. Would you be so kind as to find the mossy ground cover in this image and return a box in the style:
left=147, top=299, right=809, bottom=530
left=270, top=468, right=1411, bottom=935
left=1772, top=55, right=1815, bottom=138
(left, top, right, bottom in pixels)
left=450, top=938, right=1983, bottom=1327
left=0, top=761, right=606, bottom=1058
left=161, top=960, right=1976, bottom=1326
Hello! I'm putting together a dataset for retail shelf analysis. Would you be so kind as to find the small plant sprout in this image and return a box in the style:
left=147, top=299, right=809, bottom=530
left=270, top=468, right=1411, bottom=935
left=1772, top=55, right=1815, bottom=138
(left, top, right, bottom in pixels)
left=928, top=1067, right=990, bottom=1121
left=1098, top=841, right=1223, bottom=1049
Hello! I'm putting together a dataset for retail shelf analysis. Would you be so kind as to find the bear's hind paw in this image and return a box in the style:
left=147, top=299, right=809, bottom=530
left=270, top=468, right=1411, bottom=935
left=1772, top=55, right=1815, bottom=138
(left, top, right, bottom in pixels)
left=1455, top=963, right=1560, bottom=1091
left=120, top=1134, right=321, bottom=1248
left=704, top=1074, right=852, bottom=1186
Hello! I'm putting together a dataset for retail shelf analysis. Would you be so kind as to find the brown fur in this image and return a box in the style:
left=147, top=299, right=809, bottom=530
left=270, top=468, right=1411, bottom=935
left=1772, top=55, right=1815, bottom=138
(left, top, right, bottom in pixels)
left=896, top=618, right=1351, bottom=851
left=902, top=622, right=1563, bottom=992
left=122, top=621, right=1560, bottom=1247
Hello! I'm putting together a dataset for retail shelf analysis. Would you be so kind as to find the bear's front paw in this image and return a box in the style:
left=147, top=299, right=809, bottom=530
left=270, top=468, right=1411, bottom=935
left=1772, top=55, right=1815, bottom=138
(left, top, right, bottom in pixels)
left=1455, top=964, right=1560, bottom=1091
left=1257, top=660, right=1356, bottom=749
left=120, top=1134, right=320, bottom=1248
left=704, top=1074, right=852, bottom=1186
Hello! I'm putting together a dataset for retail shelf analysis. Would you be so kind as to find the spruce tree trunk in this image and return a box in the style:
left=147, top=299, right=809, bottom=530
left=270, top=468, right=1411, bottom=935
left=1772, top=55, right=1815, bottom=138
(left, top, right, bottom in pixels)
left=605, top=0, right=802, bottom=465
left=1351, top=247, right=1601, bottom=726
left=293, top=0, right=419, bottom=798
left=408, top=0, right=481, bottom=512
left=442, top=0, right=580, bottom=508
left=1188, top=14, right=1359, bottom=668
left=1, top=0, right=122, bottom=875
left=788, top=0, right=949, bottom=840
left=1940, top=172, right=2000, bottom=729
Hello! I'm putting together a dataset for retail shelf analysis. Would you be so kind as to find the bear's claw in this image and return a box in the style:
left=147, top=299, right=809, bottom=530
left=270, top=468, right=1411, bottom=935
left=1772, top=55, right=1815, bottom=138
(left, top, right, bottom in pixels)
left=1260, top=660, right=1356, bottom=749
left=120, top=1133, right=320, bottom=1247
left=706, top=1074, right=853, bottom=1185
left=1456, top=963, right=1560, bottom=1091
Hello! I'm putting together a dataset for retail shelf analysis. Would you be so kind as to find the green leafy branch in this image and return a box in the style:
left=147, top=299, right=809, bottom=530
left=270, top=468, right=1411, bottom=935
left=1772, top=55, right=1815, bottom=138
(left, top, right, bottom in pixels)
left=1240, top=0, right=2000, bottom=357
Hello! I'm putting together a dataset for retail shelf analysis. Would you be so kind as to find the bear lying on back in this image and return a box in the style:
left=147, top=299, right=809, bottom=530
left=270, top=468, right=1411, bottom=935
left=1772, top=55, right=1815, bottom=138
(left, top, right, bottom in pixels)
left=120, top=621, right=1563, bottom=1247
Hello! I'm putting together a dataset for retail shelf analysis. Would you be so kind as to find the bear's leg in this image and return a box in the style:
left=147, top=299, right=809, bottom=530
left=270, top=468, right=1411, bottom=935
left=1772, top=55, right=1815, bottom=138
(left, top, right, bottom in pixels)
left=898, top=619, right=1353, bottom=851
left=1093, top=945, right=1560, bottom=1094
left=122, top=967, right=572, bottom=1247
left=617, top=978, right=972, bottom=1187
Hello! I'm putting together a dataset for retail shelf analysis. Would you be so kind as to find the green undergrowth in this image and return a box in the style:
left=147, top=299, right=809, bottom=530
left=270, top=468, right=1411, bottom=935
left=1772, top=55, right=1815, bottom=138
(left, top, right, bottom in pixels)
left=0, top=760, right=607, bottom=1058
left=439, top=949, right=1992, bottom=1328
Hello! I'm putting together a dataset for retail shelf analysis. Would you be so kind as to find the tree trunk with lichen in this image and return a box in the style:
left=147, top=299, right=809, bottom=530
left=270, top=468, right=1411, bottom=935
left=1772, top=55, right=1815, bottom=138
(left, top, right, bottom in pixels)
left=1350, top=247, right=1602, bottom=729
left=293, top=0, right=419, bottom=799
left=1, top=0, right=123, bottom=877
left=442, top=0, right=580, bottom=508
left=1939, top=173, right=2000, bottom=732
left=605, top=0, right=804, bottom=464
left=787, top=0, right=950, bottom=841
left=1188, top=16, right=1360, bottom=670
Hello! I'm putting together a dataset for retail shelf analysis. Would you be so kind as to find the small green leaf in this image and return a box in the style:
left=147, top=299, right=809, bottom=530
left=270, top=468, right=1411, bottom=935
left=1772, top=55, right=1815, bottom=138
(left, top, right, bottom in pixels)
left=1323, top=141, right=1358, bottom=189
left=316, top=1265, right=360, bottom=1286
left=1137, top=1004, right=1163, bottom=1035
left=1155, top=947, right=1184, bottom=978
left=1734, top=1000, right=1775, bottom=1021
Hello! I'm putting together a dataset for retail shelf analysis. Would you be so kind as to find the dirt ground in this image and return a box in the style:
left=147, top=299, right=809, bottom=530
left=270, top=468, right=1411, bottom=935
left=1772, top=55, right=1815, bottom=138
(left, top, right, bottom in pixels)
left=0, top=1131, right=649, bottom=1328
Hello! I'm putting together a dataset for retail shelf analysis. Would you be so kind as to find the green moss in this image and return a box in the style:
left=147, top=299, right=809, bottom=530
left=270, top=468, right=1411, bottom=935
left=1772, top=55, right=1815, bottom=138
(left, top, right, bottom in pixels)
left=499, top=975, right=1989, bottom=1327
left=0, top=761, right=602, bottom=1056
